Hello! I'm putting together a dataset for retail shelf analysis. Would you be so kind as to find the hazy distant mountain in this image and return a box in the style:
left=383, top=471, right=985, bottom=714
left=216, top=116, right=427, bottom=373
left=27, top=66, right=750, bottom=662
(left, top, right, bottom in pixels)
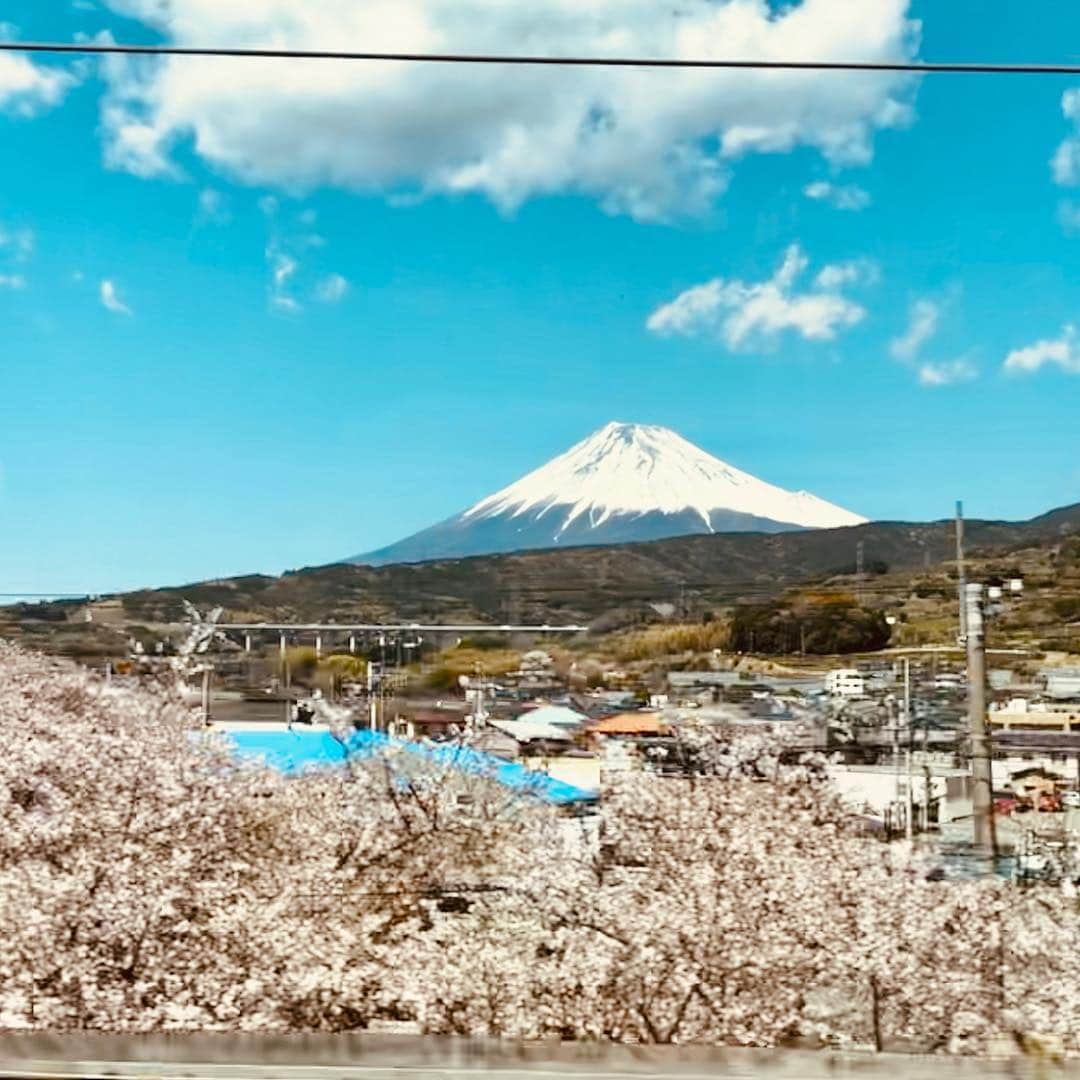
left=351, top=421, right=866, bottom=565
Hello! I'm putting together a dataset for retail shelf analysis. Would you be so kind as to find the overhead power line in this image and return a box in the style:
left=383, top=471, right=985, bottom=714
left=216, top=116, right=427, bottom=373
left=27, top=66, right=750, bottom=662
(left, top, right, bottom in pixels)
left=4, top=40, right=1080, bottom=75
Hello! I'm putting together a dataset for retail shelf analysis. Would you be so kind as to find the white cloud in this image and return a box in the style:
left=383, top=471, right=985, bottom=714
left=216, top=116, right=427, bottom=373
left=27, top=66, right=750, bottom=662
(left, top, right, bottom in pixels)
left=196, top=187, right=231, bottom=225
left=267, top=247, right=315, bottom=311
left=0, top=223, right=33, bottom=261
left=267, top=250, right=301, bottom=313
left=1059, top=199, right=1080, bottom=233
left=647, top=243, right=867, bottom=350
left=814, top=258, right=878, bottom=289
left=890, top=298, right=938, bottom=360
left=917, top=358, right=976, bottom=386
left=803, top=179, right=871, bottom=211
left=0, top=222, right=33, bottom=288
left=96, top=0, right=919, bottom=222
left=1004, top=324, right=1080, bottom=375
left=271, top=294, right=301, bottom=314
left=262, top=207, right=345, bottom=312
left=271, top=253, right=296, bottom=290
left=1052, top=89, right=1080, bottom=186
left=0, top=28, right=75, bottom=117
left=100, top=279, right=132, bottom=315
left=888, top=297, right=976, bottom=385
left=316, top=273, right=349, bottom=304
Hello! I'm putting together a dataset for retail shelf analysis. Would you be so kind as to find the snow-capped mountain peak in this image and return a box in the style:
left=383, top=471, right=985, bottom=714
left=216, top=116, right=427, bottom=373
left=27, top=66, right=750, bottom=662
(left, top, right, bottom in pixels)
left=351, top=422, right=866, bottom=565
left=463, top=421, right=865, bottom=533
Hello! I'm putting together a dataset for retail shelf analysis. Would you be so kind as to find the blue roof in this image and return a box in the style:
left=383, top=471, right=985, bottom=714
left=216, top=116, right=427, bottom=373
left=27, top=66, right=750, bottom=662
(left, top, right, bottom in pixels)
left=220, top=726, right=597, bottom=806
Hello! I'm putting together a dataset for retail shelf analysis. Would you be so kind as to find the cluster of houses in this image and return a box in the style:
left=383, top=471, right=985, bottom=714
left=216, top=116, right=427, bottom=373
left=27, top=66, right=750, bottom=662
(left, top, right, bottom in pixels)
left=390, top=652, right=674, bottom=795
left=206, top=640, right=1080, bottom=855
left=388, top=653, right=842, bottom=796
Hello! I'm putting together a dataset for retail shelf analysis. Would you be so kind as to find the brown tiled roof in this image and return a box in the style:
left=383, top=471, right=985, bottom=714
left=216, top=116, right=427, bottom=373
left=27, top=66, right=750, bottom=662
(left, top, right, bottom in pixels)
left=590, top=712, right=668, bottom=735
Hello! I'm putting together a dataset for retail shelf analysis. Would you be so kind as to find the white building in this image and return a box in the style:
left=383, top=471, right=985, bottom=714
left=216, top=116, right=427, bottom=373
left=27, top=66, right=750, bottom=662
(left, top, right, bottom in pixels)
left=827, top=763, right=957, bottom=818
left=1046, top=669, right=1080, bottom=701
left=989, top=697, right=1080, bottom=732
left=825, top=668, right=866, bottom=698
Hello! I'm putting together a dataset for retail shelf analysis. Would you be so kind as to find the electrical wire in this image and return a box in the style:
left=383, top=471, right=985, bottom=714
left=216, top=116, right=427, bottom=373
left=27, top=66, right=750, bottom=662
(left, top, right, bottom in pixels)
left=3, top=40, right=1080, bottom=75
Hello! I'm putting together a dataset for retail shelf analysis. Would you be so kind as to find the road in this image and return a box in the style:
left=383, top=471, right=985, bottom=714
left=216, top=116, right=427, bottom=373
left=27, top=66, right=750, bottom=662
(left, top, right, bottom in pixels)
left=0, top=1032, right=1067, bottom=1080
left=1, top=1065, right=815, bottom=1080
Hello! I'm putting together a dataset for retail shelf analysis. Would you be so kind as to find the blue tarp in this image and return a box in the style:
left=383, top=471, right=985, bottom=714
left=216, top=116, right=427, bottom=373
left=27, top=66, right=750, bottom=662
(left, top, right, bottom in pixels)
left=222, top=726, right=597, bottom=806
left=224, top=727, right=350, bottom=773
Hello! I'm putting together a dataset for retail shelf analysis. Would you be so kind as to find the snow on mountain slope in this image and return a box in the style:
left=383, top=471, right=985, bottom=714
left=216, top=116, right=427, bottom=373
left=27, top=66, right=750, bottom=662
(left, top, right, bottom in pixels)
left=350, top=422, right=866, bottom=566
left=463, top=422, right=865, bottom=532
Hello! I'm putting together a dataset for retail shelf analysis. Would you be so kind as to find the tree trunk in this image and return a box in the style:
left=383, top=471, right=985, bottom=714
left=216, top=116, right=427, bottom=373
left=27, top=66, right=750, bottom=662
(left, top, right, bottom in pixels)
left=869, top=975, right=883, bottom=1052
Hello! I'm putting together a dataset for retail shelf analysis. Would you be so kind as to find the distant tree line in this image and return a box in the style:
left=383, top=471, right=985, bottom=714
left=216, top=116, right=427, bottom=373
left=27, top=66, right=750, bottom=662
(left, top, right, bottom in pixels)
left=729, top=598, right=891, bottom=655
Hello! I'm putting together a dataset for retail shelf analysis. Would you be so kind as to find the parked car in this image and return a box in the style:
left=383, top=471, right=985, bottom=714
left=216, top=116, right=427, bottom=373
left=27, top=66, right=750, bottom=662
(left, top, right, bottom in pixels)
left=1062, top=790, right=1080, bottom=809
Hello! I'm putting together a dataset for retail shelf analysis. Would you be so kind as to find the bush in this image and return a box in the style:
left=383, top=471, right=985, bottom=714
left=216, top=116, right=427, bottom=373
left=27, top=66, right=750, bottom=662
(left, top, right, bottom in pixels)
left=284, top=646, right=320, bottom=682
left=423, top=666, right=458, bottom=690
left=1052, top=597, right=1080, bottom=621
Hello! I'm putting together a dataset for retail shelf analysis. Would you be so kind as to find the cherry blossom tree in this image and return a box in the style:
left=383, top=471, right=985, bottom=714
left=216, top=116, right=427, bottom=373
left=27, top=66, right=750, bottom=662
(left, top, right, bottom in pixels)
left=4, top=638, right=1080, bottom=1054
left=0, top=642, right=572, bottom=1032
left=0, top=641, right=296, bottom=1030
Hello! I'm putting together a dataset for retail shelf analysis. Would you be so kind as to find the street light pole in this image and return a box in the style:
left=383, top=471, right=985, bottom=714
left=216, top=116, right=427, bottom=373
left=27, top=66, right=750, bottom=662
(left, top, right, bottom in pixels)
left=965, top=583, right=997, bottom=859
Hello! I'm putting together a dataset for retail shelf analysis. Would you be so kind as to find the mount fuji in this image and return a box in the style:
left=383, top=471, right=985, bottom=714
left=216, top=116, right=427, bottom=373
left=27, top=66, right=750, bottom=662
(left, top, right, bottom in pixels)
left=351, top=422, right=867, bottom=566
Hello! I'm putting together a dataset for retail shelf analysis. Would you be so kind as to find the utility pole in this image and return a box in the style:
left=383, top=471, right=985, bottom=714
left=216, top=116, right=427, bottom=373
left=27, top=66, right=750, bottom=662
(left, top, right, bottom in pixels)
left=966, top=583, right=996, bottom=858
left=201, top=665, right=212, bottom=726
left=905, top=747, right=914, bottom=842
left=903, top=655, right=911, bottom=729
left=955, top=501, right=967, bottom=643
left=855, top=540, right=865, bottom=604
left=367, top=655, right=376, bottom=731
left=903, top=656, right=913, bottom=840
left=283, top=639, right=292, bottom=725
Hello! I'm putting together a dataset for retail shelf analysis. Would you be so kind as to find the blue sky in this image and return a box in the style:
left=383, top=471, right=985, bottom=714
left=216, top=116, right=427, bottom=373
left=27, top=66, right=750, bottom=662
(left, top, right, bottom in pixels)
left=1, top=0, right=1079, bottom=594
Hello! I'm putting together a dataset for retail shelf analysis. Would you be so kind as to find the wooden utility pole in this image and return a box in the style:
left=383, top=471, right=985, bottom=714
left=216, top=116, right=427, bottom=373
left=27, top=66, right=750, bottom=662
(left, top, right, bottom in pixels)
left=965, top=583, right=997, bottom=858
